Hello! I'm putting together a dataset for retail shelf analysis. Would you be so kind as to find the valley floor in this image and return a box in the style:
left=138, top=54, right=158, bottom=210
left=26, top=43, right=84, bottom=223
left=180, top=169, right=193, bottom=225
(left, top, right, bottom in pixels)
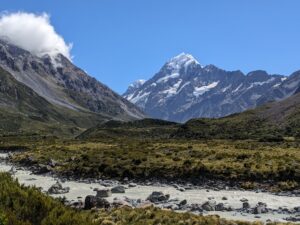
left=4, top=137, right=300, bottom=191
left=0, top=136, right=299, bottom=224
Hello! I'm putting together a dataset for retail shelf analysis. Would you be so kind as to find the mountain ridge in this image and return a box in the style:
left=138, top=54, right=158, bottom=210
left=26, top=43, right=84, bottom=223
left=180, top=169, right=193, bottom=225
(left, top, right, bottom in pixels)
left=123, top=53, right=287, bottom=122
left=0, top=39, right=145, bottom=136
left=0, top=38, right=145, bottom=121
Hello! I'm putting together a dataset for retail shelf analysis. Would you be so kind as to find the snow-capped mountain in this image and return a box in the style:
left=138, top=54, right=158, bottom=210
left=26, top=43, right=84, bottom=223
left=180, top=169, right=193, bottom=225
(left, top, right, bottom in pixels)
left=123, top=53, right=289, bottom=122
left=257, top=70, right=300, bottom=105
left=123, top=79, right=146, bottom=99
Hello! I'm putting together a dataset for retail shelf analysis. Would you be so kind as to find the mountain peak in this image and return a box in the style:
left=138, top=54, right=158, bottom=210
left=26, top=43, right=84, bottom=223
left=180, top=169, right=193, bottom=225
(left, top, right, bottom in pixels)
left=167, top=53, right=201, bottom=69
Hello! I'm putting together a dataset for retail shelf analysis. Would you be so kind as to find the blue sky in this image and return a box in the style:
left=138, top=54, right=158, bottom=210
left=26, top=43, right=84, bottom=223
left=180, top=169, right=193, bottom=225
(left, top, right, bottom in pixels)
left=1, top=1, right=300, bottom=94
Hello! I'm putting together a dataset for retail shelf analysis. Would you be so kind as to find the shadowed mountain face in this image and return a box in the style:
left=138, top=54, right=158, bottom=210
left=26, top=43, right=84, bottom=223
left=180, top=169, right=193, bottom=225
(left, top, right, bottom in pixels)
left=123, top=53, right=291, bottom=122
left=0, top=39, right=145, bottom=121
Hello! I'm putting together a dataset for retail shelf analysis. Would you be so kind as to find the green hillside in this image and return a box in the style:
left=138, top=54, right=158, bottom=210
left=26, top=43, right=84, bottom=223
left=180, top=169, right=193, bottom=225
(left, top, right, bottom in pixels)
left=0, top=67, right=109, bottom=137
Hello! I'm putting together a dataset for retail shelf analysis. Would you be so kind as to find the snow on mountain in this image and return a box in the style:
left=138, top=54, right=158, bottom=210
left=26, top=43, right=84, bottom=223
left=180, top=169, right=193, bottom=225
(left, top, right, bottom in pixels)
left=123, top=53, right=291, bottom=122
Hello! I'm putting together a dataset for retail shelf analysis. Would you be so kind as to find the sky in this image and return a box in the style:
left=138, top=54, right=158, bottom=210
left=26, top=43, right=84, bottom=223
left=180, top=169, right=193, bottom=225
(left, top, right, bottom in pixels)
left=1, top=1, right=300, bottom=94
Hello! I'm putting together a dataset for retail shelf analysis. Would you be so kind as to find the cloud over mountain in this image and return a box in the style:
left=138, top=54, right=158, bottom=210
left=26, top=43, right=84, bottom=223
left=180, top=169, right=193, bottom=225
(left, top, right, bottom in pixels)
left=0, top=12, right=72, bottom=60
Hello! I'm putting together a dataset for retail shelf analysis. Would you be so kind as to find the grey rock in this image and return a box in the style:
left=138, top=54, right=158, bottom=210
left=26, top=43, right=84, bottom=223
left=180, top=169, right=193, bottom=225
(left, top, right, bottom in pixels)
left=243, top=202, right=251, bottom=209
left=111, top=185, right=125, bottom=193
left=179, top=199, right=187, bottom=206
left=240, top=198, right=248, bottom=202
left=202, top=200, right=216, bottom=211
left=253, top=202, right=268, bottom=214
left=128, top=183, right=137, bottom=188
left=294, top=206, right=300, bottom=212
left=147, top=191, right=170, bottom=203
left=84, top=195, right=111, bottom=209
left=215, top=203, right=225, bottom=211
left=96, top=189, right=112, bottom=198
left=178, top=187, right=185, bottom=192
left=48, top=181, right=70, bottom=194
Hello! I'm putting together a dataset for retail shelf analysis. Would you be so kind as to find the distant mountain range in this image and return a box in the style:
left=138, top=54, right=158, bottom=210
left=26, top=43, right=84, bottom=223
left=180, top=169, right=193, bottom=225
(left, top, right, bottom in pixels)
left=81, top=91, right=300, bottom=141
left=123, top=53, right=300, bottom=122
left=0, top=39, right=144, bottom=136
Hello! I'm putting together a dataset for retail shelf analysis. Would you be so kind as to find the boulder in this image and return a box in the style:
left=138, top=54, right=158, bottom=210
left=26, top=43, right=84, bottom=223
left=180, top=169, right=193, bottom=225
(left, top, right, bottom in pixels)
left=128, top=183, right=137, bottom=188
left=48, top=181, right=70, bottom=194
left=189, top=203, right=203, bottom=212
left=84, top=195, right=111, bottom=209
left=294, top=206, right=300, bottom=212
left=215, top=203, right=225, bottom=211
left=111, top=185, right=125, bottom=193
left=178, top=187, right=185, bottom=192
left=253, top=202, right=268, bottom=214
left=284, top=216, right=300, bottom=222
left=96, top=198, right=110, bottom=208
left=222, top=196, right=228, bottom=200
left=179, top=199, right=187, bottom=206
left=243, top=202, right=250, bottom=209
left=147, top=191, right=170, bottom=203
left=71, top=200, right=84, bottom=209
left=240, top=198, right=248, bottom=202
left=96, top=189, right=112, bottom=198
left=84, top=195, right=97, bottom=209
left=202, top=200, right=216, bottom=211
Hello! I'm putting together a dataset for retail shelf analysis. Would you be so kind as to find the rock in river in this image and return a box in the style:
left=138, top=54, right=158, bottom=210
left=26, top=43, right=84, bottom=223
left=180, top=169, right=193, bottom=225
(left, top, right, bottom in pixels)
left=84, top=195, right=110, bottom=209
left=147, top=191, right=170, bottom=203
left=96, top=189, right=112, bottom=198
left=48, top=181, right=70, bottom=194
left=202, top=200, right=216, bottom=211
left=243, top=202, right=251, bottom=209
left=253, top=202, right=268, bottom=214
left=111, top=185, right=125, bottom=193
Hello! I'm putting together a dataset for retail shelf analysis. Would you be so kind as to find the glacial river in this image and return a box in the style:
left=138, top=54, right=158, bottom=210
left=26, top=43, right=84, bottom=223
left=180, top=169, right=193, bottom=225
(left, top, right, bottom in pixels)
left=0, top=152, right=299, bottom=223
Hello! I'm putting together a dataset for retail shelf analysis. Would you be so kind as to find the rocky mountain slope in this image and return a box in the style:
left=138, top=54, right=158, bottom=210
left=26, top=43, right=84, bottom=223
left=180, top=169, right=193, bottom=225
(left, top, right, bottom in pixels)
left=257, top=70, right=300, bottom=105
left=0, top=39, right=144, bottom=121
left=0, top=39, right=145, bottom=136
left=123, top=53, right=291, bottom=122
left=0, top=66, right=111, bottom=136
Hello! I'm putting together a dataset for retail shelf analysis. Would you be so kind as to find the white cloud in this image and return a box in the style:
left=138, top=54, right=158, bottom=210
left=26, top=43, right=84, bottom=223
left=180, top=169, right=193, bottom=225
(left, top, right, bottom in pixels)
left=0, top=12, right=72, bottom=60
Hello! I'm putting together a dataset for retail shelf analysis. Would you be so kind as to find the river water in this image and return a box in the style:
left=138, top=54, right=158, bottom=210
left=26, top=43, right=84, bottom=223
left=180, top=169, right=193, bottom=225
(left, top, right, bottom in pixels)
left=0, top=152, right=299, bottom=223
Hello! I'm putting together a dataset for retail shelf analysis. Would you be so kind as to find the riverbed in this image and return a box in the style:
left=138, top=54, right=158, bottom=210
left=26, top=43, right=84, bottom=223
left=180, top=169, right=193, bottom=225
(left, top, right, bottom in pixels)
left=0, top=152, right=299, bottom=223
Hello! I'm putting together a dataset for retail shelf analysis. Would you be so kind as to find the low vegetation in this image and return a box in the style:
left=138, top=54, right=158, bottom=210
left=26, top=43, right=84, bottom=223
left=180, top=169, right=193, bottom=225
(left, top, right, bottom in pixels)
left=6, top=137, right=300, bottom=191
left=0, top=173, right=95, bottom=225
left=1, top=172, right=285, bottom=225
